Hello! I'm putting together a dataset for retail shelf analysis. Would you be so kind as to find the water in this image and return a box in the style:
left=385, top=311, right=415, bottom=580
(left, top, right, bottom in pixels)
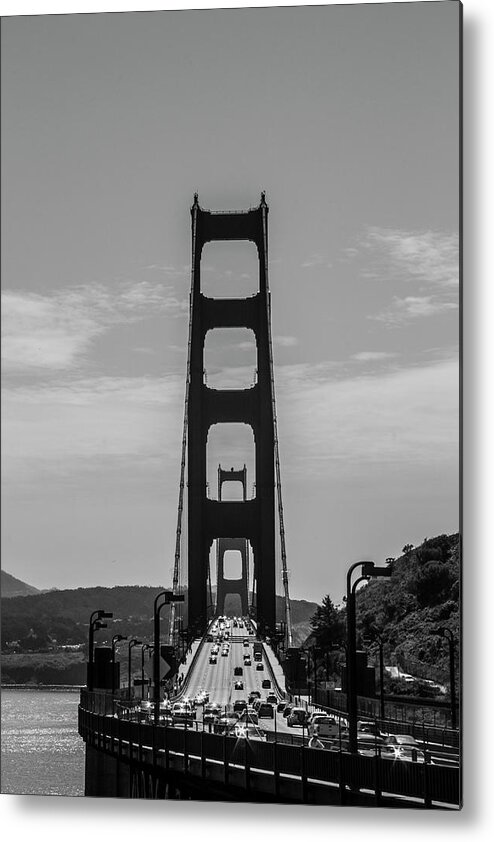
left=1, top=687, right=86, bottom=796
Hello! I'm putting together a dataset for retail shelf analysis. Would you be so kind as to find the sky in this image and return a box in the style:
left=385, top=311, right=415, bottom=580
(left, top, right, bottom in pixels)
left=1, top=1, right=460, bottom=604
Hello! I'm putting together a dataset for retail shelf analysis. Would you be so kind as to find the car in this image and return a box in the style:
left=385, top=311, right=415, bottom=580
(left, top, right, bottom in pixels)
left=214, top=716, right=239, bottom=735
left=194, top=691, right=208, bottom=705
left=257, top=702, right=274, bottom=719
left=357, top=719, right=382, bottom=737
left=206, top=634, right=213, bottom=642
left=234, top=680, right=244, bottom=690
left=171, top=702, right=195, bottom=721
left=276, top=701, right=287, bottom=713
left=261, top=679, right=271, bottom=689
left=233, top=699, right=247, bottom=713
left=282, top=704, right=294, bottom=719
left=139, top=700, right=153, bottom=720
left=248, top=691, right=261, bottom=704
left=308, top=715, right=340, bottom=739
left=287, top=707, right=308, bottom=727
left=209, top=655, right=217, bottom=665
left=243, top=657, right=251, bottom=666
left=239, top=707, right=259, bottom=725
left=233, top=721, right=266, bottom=740
left=243, top=639, right=249, bottom=647
left=256, top=662, right=264, bottom=671
left=385, top=734, right=421, bottom=749
left=384, top=745, right=427, bottom=763
left=221, top=649, right=229, bottom=656
left=203, top=703, right=222, bottom=723
left=234, top=666, right=243, bottom=676
left=357, top=734, right=386, bottom=756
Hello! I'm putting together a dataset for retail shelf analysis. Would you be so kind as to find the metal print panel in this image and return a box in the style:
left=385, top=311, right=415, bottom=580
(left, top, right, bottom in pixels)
left=1, top=1, right=461, bottom=809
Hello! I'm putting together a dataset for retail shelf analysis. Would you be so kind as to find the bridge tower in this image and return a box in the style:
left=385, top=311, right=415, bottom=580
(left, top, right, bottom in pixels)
left=187, top=193, right=276, bottom=638
left=216, top=466, right=250, bottom=617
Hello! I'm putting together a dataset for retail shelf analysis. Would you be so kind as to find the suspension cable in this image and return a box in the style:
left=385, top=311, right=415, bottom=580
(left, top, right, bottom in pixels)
left=168, top=198, right=198, bottom=645
left=261, top=196, right=294, bottom=648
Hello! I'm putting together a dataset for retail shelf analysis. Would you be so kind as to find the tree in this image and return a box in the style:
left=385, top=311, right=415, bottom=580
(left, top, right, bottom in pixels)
left=310, top=595, right=345, bottom=649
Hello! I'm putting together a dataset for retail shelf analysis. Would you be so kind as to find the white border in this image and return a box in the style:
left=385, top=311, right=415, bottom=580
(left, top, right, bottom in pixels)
left=1, top=0, right=492, bottom=839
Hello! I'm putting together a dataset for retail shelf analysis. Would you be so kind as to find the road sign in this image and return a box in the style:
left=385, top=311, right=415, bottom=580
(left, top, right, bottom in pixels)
left=160, top=645, right=177, bottom=679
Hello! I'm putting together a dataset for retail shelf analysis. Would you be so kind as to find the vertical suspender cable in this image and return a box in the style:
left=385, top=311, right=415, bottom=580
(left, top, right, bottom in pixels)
left=168, top=198, right=198, bottom=645
left=261, top=197, right=294, bottom=648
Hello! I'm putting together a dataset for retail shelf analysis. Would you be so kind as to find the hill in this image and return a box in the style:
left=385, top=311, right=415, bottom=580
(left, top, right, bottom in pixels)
left=1, top=583, right=318, bottom=654
left=1, top=570, right=41, bottom=598
left=354, top=533, right=460, bottom=684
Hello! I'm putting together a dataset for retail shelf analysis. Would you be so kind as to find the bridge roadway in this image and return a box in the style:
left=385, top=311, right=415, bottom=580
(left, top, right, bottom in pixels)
left=178, top=618, right=296, bottom=740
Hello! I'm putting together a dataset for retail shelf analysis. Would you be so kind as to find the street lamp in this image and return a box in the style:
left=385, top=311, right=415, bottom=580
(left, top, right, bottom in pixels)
left=153, top=591, right=185, bottom=722
left=111, top=634, right=127, bottom=695
left=141, top=644, right=153, bottom=700
left=433, top=627, right=457, bottom=730
left=346, top=562, right=391, bottom=753
left=88, top=610, right=113, bottom=691
left=127, top=638, right=142, bottom=700
left=364, top=632, right=386, bottom=723
left=310, top=646, right=319, bottom=706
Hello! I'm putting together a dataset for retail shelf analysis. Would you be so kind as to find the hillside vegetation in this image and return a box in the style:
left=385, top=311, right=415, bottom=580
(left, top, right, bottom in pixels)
left=354, top=532, right=460, bottom=682
left=1, top=584, right=317, bottom=658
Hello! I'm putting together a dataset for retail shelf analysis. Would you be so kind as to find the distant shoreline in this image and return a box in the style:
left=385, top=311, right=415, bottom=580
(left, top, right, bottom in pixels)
left=2, top=684, right=83, bottom=691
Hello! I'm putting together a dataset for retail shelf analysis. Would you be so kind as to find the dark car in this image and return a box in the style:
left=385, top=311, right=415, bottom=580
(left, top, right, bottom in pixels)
left=266, top=693, right=277, bottom=704
left=233, top=699, right=247, bottom=713
left=282, top=704, right=294, bottom=719
left=277, top=701, right=287, bottom=713
left=203, top=704, right=221, bottom=723
left=248, top=691, right=261, bottom=704
left=287, top=707, right=308, bottom=727
left=234, top=680, right=244, bottom=690
left=257, top=702, right=274, bottom=719
left=261, top=679, right=271, bottom=689
left=234, top=666, right=243, bottom=676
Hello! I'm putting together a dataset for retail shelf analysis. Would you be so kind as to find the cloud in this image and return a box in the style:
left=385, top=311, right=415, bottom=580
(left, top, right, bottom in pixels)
left=273, top=335, right=299, bottom=348
left=364, top=228, right=459, bottom=289
left=373, top=296, right=459, bottom=325
left=276, top=357, right=459, bottom=475
left=1, top=375, right=185, bottom=482
left=1, top=282, right=187, bottom=373
left=351, top=351, right=397, bottom=362
left=301, top=254, right=332, bottom=269
left=354, top=227, right=459, bottom=324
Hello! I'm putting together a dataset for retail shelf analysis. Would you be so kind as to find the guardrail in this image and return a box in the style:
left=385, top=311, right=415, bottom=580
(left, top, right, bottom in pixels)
left=79, top=692, right=460, bottom=808
left=313, top=689, right=459, bottom=749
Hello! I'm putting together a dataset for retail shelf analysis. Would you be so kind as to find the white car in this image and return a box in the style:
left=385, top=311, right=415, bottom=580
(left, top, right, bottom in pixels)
left=308, top=715, right=339, bottom=739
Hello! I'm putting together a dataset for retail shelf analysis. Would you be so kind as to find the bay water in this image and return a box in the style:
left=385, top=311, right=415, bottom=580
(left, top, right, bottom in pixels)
left=1, top=687, right=85, bottom=796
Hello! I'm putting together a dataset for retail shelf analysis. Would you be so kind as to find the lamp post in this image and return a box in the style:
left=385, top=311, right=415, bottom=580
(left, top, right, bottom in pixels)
left=153, top=591, right=185, bottom=723
left=111, top=634, right=127, bottom=695
left=311, top=646, right=318, bottom=706
left=346, top=562, right=391, bottom=753
left=376, top=636, right=385, bottom=723
left=127, top=638, right=142, bottom=700
left=88, top=610, right=113, bottom=691
left=434, top=627, right=457, bottom=729
left=141, top=644, right=153, bottom=700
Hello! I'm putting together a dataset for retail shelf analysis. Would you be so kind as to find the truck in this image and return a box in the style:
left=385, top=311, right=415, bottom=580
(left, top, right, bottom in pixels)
left=253, top=641, right=263, bottom=662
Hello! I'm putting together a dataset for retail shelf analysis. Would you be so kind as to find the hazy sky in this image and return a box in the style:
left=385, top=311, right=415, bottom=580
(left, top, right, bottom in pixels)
left=1, top=2, right=460, bottom=604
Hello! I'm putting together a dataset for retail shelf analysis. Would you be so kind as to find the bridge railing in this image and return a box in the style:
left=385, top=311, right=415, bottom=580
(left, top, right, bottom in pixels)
left=311, top=688, right=459, bottom=749
left=78, top=698, right=460, bottom=808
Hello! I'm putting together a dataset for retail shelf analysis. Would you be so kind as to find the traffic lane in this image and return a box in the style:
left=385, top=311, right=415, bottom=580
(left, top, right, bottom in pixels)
left=187, top=638, right=278, bottom=711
